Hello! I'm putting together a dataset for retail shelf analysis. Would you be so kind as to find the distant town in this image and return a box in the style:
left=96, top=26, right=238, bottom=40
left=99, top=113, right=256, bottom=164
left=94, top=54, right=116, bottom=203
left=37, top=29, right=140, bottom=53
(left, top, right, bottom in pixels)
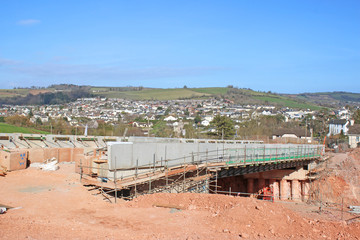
left=1, top=94, right=359, bottom=148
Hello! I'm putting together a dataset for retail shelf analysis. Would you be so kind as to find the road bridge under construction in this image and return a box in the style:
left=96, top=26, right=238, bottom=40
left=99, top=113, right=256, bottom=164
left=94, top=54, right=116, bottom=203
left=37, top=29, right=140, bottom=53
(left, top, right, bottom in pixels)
left=77, top=137, right=324, bottom=203
left=0, top=133, right=324, bottom=203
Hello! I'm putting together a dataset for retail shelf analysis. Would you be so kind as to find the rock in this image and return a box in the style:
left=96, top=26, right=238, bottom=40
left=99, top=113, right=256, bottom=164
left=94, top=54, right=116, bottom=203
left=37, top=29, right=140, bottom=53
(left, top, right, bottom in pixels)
left=223, top=229, right=230, bottom=233
left=188, top=204, right=197, bottom=210
left=255, top=205, right=262, bottom=210
left=239, top=233, right=249, bottom=239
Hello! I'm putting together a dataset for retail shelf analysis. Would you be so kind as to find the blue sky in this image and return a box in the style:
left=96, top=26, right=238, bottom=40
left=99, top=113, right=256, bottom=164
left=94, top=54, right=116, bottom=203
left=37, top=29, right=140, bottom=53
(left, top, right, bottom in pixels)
left=0, top=1, right=359, bottom=93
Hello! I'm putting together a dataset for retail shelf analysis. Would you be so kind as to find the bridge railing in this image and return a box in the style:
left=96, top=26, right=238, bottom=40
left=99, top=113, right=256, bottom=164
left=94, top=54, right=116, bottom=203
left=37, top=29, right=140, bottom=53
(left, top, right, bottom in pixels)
left=225, top=144, right=324, bottom=165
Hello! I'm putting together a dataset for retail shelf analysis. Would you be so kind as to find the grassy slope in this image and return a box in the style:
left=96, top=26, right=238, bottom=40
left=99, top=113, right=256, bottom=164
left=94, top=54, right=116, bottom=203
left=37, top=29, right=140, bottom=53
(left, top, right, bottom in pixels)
left=93, top=88, right=213, bottom=100
left=3, top=86, right=353, bottom=109
left=90, top=86, right=323, bottom=109
left=312, top=92, right=360, bottom=102
left=252, top=95, right=323, bottom=110
left=191, top=87, right=229, bottom=95
left=0, top=123, right=49, bottom=134
left=0, top=88, right=55, bottom=98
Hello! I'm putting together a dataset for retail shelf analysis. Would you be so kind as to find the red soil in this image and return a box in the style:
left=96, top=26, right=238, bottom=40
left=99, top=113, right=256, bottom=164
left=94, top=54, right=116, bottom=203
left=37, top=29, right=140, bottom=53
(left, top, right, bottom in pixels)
left=0, top=161, right=359, bottom=239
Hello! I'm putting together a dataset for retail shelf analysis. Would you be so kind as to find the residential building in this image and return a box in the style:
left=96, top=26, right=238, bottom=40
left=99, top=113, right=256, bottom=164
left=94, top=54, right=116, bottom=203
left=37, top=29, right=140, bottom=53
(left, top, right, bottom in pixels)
left=348, top=124, right=360, bottom=148
left=328, top=119, right=349, bottom=136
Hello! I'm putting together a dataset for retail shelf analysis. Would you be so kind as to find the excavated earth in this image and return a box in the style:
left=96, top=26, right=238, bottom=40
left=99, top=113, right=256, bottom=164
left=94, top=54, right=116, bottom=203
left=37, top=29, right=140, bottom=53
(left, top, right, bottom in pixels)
left=311, top=148, right=360, bottom=206
left=1, top=151, right=360, bottom=240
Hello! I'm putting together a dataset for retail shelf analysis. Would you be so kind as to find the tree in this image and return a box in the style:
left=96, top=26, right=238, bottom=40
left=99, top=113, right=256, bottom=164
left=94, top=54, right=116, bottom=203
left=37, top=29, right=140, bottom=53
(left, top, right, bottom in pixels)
left=209, top=115, right=235, bottom=139
left=354, top=109, right=360, bottom=124
left=5, top=115, right=32, bottom=127
left=151, top=121, right=174, bottom=138
left=184, top=124, right=196, bottom=138
left=35, top=117, right=42, bottom=126
left=194, top=115, right=202, bottom=125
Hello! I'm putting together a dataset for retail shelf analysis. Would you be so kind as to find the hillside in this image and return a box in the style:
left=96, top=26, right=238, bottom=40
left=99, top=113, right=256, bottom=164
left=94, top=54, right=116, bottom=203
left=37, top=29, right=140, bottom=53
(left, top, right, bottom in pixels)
left=0, top=85, right=92, bottom=105
left=288, top=92, right=360, bottom=107
left=1, top=85, right=359, bottom=109
left=91, top=87, right=211, bottom=100
left=91, top=86, right=324, bottom=109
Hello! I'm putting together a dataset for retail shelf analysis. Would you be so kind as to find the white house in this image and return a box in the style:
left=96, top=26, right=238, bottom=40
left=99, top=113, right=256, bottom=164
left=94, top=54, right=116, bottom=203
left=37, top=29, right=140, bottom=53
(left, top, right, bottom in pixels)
left=328, top=119, right=349, bottom=136
left=204, top=116, right=214, bottom=122
left=272, top=128, right=311, bottom=141
left=164, top=116, right=177, bottom=121
left=348, top=124, right=360, bottom=148
left=201, top=120, right=210, bottom=126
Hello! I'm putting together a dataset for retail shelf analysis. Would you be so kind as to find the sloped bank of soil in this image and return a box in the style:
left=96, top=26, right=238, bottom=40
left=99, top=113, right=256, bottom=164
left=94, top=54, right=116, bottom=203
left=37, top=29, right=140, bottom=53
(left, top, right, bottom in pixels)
left=128, top=193, right=360, bottom=239
left=310, top=149, right=360, bottom=206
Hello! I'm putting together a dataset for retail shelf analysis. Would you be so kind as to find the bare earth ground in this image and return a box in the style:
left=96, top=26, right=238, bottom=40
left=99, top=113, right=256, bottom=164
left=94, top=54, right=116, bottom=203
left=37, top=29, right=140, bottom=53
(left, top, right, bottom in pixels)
left=1, top=153, right=360, bottom=240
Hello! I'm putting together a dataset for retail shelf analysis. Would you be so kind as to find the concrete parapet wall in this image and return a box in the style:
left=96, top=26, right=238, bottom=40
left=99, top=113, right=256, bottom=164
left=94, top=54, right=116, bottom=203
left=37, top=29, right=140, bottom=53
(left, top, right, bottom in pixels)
left=27, top=148, right=85, bottom=164
left=0, top=133, right=120, bottom=151
left=108, top=141, right=323, bottom=170
left=0, top=149, right=28, bottom=171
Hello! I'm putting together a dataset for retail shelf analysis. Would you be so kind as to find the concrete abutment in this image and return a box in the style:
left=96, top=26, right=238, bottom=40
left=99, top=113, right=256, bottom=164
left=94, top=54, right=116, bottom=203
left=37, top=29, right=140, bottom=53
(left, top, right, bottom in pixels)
left=215, top=166, right=313, bottom=202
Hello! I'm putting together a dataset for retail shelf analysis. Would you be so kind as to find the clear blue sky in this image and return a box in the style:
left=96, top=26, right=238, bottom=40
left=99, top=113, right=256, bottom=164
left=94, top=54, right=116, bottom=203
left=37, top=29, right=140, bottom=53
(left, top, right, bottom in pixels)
left=0, top=0, right=359, bottom=93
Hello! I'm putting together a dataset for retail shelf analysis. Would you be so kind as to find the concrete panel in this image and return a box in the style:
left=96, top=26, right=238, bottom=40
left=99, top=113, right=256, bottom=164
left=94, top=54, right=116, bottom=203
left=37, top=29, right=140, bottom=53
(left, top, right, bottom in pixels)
left=44, top=148, right=59, bottom=161
left=58, top=148, right=72, bottom=162
left=72, top=148, right=84, bottom=163
left=10, top=150, right=28, bottom=171
left=0, top=150, right=28, bottom=171
left=108, top=142, right=133, bottom=169
left=75, top=155, right=92, bottom=175
left=0, top=151, right=11, bottom=170
left=27, top=148, right=45, bottom=163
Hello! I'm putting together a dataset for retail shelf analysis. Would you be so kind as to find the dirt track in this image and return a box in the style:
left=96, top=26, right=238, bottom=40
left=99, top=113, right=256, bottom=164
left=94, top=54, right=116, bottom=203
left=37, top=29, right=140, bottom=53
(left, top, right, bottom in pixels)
left=1, top=158, right=360, bottom=239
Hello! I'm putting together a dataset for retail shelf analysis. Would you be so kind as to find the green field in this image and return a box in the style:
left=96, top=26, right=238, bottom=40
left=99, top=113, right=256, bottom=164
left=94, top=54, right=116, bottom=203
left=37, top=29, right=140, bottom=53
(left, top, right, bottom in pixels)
left=191, top=87, right=229, bottom=95
left=252, top=95, right=323, bottom=110
left=0, top=123, right=49, bottom=134
left=92, top=88, right=214, bottom=100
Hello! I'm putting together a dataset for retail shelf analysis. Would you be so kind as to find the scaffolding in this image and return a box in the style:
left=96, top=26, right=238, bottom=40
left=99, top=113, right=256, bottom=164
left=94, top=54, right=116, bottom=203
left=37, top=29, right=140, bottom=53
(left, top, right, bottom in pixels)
left=78, top=144, right=324, bottom=203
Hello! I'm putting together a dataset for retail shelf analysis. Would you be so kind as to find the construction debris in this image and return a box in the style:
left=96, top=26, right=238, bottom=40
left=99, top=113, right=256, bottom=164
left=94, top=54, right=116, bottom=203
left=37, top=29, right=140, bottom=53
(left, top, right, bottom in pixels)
left=30, top=158, right=59, bottom=171
left=0, top=165, right=7, bottom=176
left=0, top=207, right=6, bottom=214
left=349, top=206, right=360, bottom=214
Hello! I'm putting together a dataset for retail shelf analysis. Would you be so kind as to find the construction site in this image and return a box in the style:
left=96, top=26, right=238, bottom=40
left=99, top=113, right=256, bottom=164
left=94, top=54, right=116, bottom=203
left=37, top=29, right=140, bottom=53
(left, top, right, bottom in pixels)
left=1, top=133, right=360, bottom=239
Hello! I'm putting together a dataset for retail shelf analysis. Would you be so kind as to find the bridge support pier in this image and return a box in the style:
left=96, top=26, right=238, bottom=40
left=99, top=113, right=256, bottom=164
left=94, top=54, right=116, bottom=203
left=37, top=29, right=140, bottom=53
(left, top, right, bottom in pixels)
left=301, top=181, right=310, bottom=201
left=270, top=179, right=279, bottom=200
left=280, top=179, right=289, bottom=200
left=258, top=177, right=266, bottom=191
left=247, top=178, right=254, bottom=193
left=291, top=179, right=301, bottom=201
